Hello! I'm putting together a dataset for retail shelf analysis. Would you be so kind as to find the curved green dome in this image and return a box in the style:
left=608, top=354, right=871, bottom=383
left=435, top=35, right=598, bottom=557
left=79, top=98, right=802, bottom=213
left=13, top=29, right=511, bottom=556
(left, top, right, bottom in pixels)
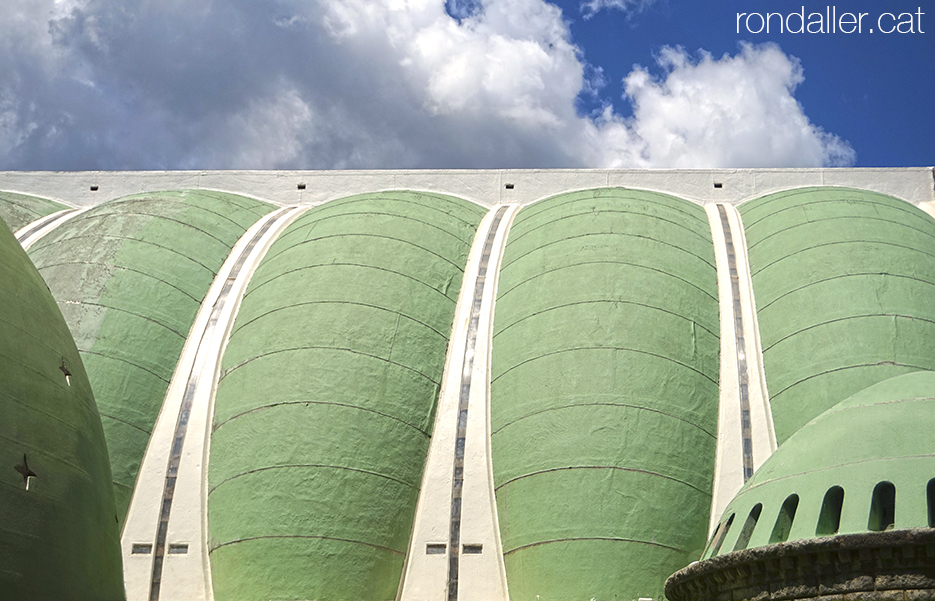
left=0, top=220, right=124, bottom=599
left=739, top=187, right=935, bottom=444
left=705, top=370, right=935, bottom=558
left=26, top=189, right=274, bottom=522
left=208, top=190, right=486, bottom=600
left=0, top=190, right=70, bottom=231
left=491, top=188, right=720, bottom=600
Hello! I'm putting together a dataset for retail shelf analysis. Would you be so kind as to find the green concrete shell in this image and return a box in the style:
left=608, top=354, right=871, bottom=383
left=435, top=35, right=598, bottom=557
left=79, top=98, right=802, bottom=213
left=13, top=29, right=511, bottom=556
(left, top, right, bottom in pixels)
left=0, top=190, right=70, bottom=231
left=705, top=370, right=935, bottom=557
left=490, top=188, right=720, bottom=600
left=208, top=191, right=485, bottom=600
left=26, top=190, right=273, bottom=523
left=739, top=187, right=935, bottom=444
left=0, top=220, right=124, bottom=599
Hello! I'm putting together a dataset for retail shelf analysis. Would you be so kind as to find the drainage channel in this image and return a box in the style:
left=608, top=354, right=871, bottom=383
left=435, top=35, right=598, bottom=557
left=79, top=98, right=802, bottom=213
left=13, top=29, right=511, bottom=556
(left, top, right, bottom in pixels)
left=447, top=206, right=508, bottom=601
left=148, top=208, right=291, bottom=601
left=716, top=204, right=755, bottom=481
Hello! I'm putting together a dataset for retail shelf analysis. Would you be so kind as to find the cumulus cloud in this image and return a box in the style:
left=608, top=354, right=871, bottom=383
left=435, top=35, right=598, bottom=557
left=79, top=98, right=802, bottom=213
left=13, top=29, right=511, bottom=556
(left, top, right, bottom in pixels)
left=0, top=0, right=854, bottom=170
left=619, top=43, right=856, bottom=168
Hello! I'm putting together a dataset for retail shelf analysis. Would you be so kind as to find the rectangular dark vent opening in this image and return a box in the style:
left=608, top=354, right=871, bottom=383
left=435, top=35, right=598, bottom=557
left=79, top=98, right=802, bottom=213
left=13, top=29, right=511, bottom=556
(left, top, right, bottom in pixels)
left=504, top=183, right=514, bottom=189
left=713, top=182, right=723, bottom=189
left=90, top=185, right=99, bottom=191
left=131, top=544, right=153, bottom=555
left=168, top=544, right=189, bottom=555
left=426, top=543, right=446, bottom=555
left=297, top=183, right=306, bottom=190
left=463, top=544, right=483, bottom=554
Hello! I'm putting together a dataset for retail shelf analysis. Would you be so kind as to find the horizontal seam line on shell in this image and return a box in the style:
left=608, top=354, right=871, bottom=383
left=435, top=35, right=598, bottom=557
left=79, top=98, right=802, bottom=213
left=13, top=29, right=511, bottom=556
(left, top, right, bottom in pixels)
left=493, top=299, right=718, bottom=341
left=762, top=313, right=935, bottom=353
left=501, top=231, right=716, bottom=273
left=208, top=463, right=418, bottom=496
left=750, top=240, right=935, bottom=278
left=231, top=299, right=449, bottom=342
left=497, top=259, right=718, bottom=305
left=491, top=401, right=716, bottom=438
left=494, top=465, right=712, bottom=497
left=757, top=272, right=935, bottom=313
left=502, top=536, right=689, bottom=556
left=78, top=350, right=170, bottom=383
left=208, top=534, right=404, bottom=556
left=769, top=362, right=934, bottom=400
left=213, top=400, right=431, bottom=437
left=34, top=260, right=202, bottom=303
left=220, top=346, right=439, bottom=386
left=491, top=346, right=718, bottom=387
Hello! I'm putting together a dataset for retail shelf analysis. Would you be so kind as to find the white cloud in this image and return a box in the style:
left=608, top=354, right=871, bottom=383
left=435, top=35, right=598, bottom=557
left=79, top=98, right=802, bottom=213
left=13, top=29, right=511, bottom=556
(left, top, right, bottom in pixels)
left=192, top=85, right=316, bottom=169
left=0, top=98, right=38, bottom=158
left=618, top=43, right=856, bottom=168
left=579, top=0, right=657, bottom=20
left=0, top=0, right=854, bottom=170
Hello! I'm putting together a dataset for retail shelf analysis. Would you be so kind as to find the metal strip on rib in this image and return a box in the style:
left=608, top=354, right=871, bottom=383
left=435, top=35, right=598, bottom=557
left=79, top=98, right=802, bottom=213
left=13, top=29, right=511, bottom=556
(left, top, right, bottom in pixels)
left=716, top=205, right=755, bottom=481
left=447, top=206, right=507, bottom=601
left=16, top=207, right=91, bottom=250
left=16, top=209, right=76, bottom=242
left=148, top=209, right=289, bottom=601
left=706, top=203, right=777, bottom=536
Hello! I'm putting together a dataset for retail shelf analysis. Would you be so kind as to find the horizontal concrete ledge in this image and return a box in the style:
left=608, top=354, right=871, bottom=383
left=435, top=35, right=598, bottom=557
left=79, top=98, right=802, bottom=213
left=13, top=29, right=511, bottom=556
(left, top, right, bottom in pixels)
left=1, top=168, right=932, bottom=209
left=665, top=528, right=935, bottom=601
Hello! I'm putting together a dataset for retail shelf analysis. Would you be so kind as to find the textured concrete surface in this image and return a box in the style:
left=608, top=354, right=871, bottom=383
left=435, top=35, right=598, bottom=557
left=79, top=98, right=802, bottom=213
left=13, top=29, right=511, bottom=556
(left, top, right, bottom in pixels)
left=667, top=528, right=935, bottom=601
left=26, top=190, right=273, bottom=524
left=490, top=188, right=720, bottom=600
left=739, top=188, right=935, bottom=445
left=0, top=219, right=124, bottom=600
left=207, top=191, right=486, bottom=600
left=0, top=167, right=932, bottom=208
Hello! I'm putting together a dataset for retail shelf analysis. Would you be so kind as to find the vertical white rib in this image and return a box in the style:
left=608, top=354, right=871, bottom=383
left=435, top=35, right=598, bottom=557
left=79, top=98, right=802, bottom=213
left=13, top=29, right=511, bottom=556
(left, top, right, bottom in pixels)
left=398, top=204, right=520, bottom=601
left=121, top=205, right=308, bottom=601
left=706, top=203, right=776, bottom=537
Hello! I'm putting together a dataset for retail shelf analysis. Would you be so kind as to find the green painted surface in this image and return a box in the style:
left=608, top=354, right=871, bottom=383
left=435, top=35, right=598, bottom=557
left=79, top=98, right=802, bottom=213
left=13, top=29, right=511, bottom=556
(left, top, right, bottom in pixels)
left=26, top=190, right=273, bottom=524
left=0, top=190, right=69, bottom=232
left=708, top=371, right=935, bottom=556
left=208, top=191, right=485, bottom=601
left=0, top=220, right=124, bottom=599
left=490, top=188, right=720, bottom=600
left=739, top=187, right=935, bottom=444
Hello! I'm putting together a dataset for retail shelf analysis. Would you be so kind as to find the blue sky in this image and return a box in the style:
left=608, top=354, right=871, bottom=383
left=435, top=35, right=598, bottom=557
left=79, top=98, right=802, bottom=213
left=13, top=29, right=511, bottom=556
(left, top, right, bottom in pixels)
left=555, top=0, right=933, bottom=167
left=0, top=0, right=930, bottom=169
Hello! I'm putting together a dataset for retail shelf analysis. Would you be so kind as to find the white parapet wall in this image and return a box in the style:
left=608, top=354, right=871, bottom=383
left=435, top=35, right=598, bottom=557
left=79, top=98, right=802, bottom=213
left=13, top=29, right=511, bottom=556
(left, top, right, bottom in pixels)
left=1, top=167, right=932, bottom=208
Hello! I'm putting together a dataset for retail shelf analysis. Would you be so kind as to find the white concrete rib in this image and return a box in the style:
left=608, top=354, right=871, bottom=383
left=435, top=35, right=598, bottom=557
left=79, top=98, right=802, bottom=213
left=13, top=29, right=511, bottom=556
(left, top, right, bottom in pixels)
left=120, top=205, right=308, bottom=601
left=16, top=207, right=90, bottom=250
left=705, top=203, right=776, bottom=537
left=918, top=200, right=935, bottom=221
left=398, top=204, right=520, bottom=601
